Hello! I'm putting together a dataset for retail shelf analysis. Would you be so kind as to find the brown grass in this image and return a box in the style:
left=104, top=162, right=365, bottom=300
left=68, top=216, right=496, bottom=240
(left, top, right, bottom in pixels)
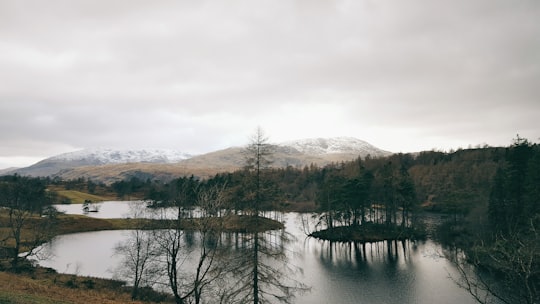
left=55, top=190, right=111, bottom=204
left=47, top=185, right=119, bottom=203
left=0, top=268, right=152, bottom=304
left=56, top=162, right=239, bottom=184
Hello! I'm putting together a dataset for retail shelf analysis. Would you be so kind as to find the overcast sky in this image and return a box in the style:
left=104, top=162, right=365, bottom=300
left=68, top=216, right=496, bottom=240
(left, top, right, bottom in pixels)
left=1, top=0, right=539, bottom=169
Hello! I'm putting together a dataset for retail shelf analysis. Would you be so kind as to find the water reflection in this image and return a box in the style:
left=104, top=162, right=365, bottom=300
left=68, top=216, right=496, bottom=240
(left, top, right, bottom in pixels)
left=53, top=201, right=199, bottom=219
left=43, top=202, right=480, bottom=304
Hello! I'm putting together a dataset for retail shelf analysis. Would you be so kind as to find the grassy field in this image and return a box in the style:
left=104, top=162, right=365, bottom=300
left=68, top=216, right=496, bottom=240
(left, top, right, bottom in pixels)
left=46, top=184, right=120, bottom=204
left=53, top=213, right=284, bottom=234
left=0, top=268, right=155, bottom=304
left=54, top=190, right=115, bottom=204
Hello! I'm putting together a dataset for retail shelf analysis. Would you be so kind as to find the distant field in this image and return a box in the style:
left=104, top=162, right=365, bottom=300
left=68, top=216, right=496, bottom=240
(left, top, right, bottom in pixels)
left=54, top=190, right=114, bottom=204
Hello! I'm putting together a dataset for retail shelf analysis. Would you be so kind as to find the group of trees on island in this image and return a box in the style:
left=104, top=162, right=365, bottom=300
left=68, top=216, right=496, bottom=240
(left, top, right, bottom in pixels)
left=0, top=133, right=538, bottom=303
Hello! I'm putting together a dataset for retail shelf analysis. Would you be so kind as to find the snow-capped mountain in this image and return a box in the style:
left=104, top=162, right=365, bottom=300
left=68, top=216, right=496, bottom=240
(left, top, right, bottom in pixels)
left=10, top=148, right=192, bottom=177
left=6, top=137, right=392, bottom=180
left=278, top=137, right=391, bottom=157
left=180, top=137, right=391, bottom=171
left=49, top=148, right=192, bottom=164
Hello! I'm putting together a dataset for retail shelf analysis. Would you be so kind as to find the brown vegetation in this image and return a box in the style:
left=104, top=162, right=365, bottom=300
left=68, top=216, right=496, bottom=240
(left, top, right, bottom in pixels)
left=0, top=267, right=154, bottom=304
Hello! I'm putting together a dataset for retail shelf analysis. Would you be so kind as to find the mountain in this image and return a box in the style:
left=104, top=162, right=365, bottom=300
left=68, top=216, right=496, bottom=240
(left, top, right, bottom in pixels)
left=47, top=148, right=192, bottom=164
left=5, top=137, right=392, bottom=182
left=279, top=137, right=390, bottom=157
left=0, top=167, right=18, bottom=175
left=178, top=137, right=390, bottom=169
left=9, top=148, right=192, bottom=177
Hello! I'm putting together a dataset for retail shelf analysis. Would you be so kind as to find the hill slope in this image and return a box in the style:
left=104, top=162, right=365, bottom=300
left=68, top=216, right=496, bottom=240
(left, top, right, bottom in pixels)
left=280, top=137, right=390, bottom=157
left=9, top=148, right=192, bottom=177
left=6, top=137, right=392, bottom=183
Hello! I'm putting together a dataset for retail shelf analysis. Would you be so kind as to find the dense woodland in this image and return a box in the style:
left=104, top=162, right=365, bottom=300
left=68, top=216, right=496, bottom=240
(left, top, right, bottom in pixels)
left=4, top=137, right=535, bottom=233
left=1, top=136, right=539, bottom=303
left=105, top=143, right=508, bottom=229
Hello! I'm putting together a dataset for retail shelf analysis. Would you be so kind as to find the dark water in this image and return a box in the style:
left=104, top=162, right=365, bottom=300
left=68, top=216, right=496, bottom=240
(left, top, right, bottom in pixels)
left=40, top=202, right=478, bottom=304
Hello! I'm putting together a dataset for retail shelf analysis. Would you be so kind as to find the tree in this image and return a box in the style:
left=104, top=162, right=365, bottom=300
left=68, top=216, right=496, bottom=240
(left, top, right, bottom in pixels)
left=244, top=127, right=273, bottom=303
left=225, top=230, right=308, bottom=304
left=146, top=181, right=227, bottom=304
left=380, top=161, right=398, bottom=226
left=114, top=205, right=159, bottom=300
left=395, top=165, right=417, bottom=228
left=452, top=137, right=540, bottom=304
left=451, top=217, right=540, bottom=304
left=315, top=174, right=346, bottom=229
left=0, top=175, right=56, bottom=269
left=343, top=169, right=374, bottom=226
left=243, top=127, right=274, bottom=215
left=228, top=127, right=308, bottom=304
left=489, top=136, right=535, bottom=234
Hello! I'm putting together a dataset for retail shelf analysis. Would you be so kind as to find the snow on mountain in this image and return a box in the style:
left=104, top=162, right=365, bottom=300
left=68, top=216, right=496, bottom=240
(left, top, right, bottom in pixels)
left=6, top=137, right=391, bottom=179
left=7, top=148, right=192, bottom=177
left=49, top=148, right=192, bottom=165
left=278, top=137, right=391, bottom=157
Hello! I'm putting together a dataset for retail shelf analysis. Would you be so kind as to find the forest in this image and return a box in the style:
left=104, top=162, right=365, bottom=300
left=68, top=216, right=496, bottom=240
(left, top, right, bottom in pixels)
left=1, top=136, right=538, bottom=303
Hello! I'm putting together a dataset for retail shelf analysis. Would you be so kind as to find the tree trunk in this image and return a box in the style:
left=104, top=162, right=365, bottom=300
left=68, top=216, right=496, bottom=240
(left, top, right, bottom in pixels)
left=253, top=232, right=259, bottom=304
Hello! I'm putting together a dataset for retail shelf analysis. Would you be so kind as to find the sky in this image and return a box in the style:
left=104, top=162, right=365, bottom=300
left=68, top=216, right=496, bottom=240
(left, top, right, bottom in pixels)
left=1, top=0, right=539, bottom=169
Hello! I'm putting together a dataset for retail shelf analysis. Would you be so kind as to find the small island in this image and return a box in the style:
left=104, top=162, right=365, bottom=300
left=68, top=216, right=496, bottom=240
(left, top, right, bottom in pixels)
left=309, top=222, right=426, bottom=243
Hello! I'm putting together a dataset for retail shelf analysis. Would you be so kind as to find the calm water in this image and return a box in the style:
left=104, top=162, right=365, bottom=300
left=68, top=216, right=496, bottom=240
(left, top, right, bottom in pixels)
left=39, top=202, right=478, bottom=304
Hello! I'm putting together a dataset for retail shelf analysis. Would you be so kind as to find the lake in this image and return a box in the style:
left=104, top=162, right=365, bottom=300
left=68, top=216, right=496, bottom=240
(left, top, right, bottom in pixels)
left=38, top=201, right=479, bottom=304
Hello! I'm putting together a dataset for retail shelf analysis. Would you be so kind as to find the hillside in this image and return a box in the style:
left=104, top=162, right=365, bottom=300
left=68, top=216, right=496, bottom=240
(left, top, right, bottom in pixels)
left=280, top=137, right=390, bottom=157
left=9, top=148, right=192, bottom=177
left=55, top=162, right=239, bottom=184
left=5, top=137, right=392, bottom=183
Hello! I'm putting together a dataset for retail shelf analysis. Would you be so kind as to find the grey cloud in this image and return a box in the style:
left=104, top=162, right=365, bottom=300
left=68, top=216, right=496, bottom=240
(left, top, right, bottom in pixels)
left=1, top=0, right=539, bottom=167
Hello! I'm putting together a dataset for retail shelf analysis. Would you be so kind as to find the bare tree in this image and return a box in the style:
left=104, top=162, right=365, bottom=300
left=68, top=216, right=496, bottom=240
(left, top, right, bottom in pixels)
left=226, top=230, right=308, bottom=304
left=449, top=218, right=540, bottom=304
left=190, top=182, right=229, bottom=304
left=224, top=127, right=308, bottom=304
left=153, top=221, right=187, bottom=304
left=150, top=182, right=229, bottom=304
left=114, top=204, right=159, bottom=300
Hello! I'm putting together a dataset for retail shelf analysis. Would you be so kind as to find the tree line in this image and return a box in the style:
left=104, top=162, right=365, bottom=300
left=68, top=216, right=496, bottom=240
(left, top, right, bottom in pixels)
left=1, top=134, right=538, bottom=303
left=448, top=136, right=539, bottom=304
left=107, top=145, right=505, bottom=230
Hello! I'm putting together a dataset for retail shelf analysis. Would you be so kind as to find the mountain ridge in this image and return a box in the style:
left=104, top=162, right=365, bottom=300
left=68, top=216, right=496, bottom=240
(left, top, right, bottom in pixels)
left=48, top=148, right=192, bottom=164
left=4, top=137, right=392, bottom=183
left=279, top=137, right=390, bottom=156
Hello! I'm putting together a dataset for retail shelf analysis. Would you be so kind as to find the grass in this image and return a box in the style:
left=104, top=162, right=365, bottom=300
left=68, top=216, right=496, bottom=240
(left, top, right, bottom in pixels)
left=0, top=290, right=71, bottom=304
left=54, top=190, right=113, bottom=204
left=46, top=185, right=120, bottom=204
left=53, top=214, right=284, bottom=235
left=0, top=268, right=156, bottom=304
